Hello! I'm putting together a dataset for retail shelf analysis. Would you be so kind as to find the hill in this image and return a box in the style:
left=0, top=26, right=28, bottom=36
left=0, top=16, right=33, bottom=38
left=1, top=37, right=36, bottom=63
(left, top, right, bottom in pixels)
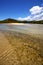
left=0, top=18, right=43, bottom=24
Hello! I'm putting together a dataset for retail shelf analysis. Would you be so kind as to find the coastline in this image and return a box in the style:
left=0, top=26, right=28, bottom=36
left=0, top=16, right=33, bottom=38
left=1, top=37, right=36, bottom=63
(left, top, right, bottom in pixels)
left=0, top=30, right=43, bottom=65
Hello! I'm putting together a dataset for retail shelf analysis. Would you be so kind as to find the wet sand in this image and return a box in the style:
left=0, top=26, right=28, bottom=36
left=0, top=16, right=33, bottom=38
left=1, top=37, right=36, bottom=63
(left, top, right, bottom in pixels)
left=0, top=30, right=43, bottom=65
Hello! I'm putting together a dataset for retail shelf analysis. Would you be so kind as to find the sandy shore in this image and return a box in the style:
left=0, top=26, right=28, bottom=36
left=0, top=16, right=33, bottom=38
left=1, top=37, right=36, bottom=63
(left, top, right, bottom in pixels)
left=5, top=23, right=25, bottom=25
left=0, top=30, right=43, bottom=65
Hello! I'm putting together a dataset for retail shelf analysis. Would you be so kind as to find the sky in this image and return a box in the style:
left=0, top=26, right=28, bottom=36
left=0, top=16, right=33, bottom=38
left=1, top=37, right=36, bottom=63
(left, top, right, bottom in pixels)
left=0, top=0, right=43, bottom=20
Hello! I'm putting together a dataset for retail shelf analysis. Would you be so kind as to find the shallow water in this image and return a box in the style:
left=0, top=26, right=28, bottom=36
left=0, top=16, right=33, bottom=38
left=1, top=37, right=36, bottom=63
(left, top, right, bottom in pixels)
left=0, top=23, right=43, bottom=35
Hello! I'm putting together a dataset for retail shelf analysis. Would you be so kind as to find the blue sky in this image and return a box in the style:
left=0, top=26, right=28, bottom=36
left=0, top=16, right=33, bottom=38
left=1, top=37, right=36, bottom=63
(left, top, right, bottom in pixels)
left=0, top=0, right=43, bottom=20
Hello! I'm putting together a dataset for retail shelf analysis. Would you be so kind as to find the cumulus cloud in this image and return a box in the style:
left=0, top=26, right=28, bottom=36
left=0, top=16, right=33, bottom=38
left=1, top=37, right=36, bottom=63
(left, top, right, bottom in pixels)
left=18, top=16, right=32, bottom=21
left=30, top=6, right=43, bottom=14
left=32, top=13, right=43, bottom=21
left=18, top=5, right=43, bottom=21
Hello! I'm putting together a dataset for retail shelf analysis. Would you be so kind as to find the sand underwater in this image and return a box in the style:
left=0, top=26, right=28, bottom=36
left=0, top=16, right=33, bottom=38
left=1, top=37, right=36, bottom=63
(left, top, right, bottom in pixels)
left=0, top=30, right=43, bottom=65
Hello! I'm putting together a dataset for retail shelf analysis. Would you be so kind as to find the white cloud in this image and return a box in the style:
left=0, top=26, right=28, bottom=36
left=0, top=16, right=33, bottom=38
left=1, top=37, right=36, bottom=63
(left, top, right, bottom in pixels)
left=30, top=6, right=43, bottom=14
left=18, top=16, right=32, bottom=21
left=17, top=5, right=43, bottom=21
left=32, top=13, right=43, bottom=21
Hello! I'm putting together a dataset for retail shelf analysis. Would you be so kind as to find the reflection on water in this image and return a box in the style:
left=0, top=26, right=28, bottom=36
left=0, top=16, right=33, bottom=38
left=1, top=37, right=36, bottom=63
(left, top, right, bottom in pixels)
left=0, top=23, right=43, bottom=35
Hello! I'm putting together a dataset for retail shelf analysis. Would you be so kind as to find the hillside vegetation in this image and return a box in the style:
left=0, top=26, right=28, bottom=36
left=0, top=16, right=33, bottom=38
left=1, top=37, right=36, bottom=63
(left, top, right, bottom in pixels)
left=0, top=18, right=43, bottom=24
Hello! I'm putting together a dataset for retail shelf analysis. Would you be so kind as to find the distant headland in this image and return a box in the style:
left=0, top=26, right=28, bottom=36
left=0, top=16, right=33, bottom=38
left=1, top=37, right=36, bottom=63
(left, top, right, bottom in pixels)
left=0, top=18, right=43, bottom=24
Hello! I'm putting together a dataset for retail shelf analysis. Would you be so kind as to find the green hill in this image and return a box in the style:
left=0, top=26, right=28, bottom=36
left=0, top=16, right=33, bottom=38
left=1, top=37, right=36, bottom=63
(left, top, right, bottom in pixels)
left=0, top=18, right=43, bottom=24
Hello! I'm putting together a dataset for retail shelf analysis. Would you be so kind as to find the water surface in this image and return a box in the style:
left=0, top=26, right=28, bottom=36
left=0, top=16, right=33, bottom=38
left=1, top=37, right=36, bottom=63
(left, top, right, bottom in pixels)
left=0, top=23, right=43, bottom=34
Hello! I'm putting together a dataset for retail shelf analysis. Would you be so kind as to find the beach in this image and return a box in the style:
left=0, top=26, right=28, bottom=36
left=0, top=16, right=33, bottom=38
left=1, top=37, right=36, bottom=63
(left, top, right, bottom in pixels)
left=0, top=30, right=43, bottom=65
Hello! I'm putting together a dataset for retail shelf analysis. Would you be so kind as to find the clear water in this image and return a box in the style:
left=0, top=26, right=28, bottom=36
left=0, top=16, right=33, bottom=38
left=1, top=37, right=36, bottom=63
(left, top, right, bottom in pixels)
left=0, top=23, right=43, bottom=35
